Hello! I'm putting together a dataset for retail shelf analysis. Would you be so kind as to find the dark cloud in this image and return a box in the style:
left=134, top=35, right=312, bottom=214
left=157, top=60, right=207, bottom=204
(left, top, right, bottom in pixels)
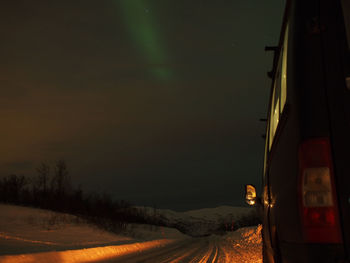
left=0, top=161, right=34, bottom=175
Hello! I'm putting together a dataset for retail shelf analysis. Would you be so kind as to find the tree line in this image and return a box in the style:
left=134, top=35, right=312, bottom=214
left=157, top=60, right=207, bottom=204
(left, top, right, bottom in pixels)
left=0, top=160, right=261, bottom=235
left=0, top=160, right=158, bottom=232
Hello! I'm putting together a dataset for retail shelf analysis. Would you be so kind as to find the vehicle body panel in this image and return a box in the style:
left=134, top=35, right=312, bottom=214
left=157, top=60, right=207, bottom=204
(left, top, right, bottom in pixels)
left=320, top=0, right=350, bottom=258
left=261, top=0, right=350, bottom=262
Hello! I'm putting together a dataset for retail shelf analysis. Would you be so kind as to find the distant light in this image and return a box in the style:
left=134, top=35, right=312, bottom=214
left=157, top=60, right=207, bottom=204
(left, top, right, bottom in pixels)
left=247, top=199, right=256, bottom=206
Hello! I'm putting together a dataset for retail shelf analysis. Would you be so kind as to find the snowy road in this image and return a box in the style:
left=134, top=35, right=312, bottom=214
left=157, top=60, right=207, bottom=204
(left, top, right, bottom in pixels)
left=102, top=229, right=262, bottom=263
left=0, top=204, right=262, bottom=263
left=0, top=226, right=262, bottom=263
left=102, top=237, right=220, bottom=263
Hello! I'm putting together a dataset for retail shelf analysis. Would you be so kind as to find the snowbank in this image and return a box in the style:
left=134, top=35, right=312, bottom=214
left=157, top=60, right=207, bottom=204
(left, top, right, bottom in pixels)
left=221, top=225, right=262, bottom=263
left=0, top=204, right=186, bottom=256
left=0, top=204, right=132, bottom=255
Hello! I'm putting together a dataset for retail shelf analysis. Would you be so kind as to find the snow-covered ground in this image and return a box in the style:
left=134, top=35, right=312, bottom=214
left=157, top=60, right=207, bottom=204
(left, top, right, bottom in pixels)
left=0, top=204, right=262, bottom=263
left=141, top=205, right=253, bottom=222
left=138, top=205, right=255, bottom=236
left=0, top=204, right=132, bottom=254
left=220, top=225, right=262, bottom=263
left=0, top=204, right=185, bottom=254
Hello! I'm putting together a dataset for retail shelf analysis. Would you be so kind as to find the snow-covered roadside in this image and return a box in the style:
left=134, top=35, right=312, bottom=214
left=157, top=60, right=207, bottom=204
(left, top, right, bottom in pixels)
left=0, top=204, right=131, bottom=255
left=0, top=204, right=186, bottom=256
left=0, top=239, right=175, bottom=263
left=220, top=225, right=262, bottom=263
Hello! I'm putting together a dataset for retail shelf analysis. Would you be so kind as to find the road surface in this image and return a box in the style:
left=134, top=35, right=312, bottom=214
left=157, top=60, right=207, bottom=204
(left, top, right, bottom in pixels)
left=0, top=226, right=262, bottom=263
left=98, top=227, right=262, bottom=263
left=102, top=237, right=220, bottom=263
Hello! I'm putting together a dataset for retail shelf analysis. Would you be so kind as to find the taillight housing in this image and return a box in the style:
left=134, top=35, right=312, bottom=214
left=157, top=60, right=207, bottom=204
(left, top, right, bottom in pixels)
left=298, top=138, right=342, bottom=243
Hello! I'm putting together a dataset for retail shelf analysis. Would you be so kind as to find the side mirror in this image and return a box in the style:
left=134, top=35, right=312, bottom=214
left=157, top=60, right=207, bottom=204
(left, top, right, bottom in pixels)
left=245, top=184, right=257, bottom=206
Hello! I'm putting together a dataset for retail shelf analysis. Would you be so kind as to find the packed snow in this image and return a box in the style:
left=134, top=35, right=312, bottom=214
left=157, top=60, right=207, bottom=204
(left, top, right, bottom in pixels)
left=0, top=204, right=262, bottom=263
left=220, top=225, right=262, bottom=263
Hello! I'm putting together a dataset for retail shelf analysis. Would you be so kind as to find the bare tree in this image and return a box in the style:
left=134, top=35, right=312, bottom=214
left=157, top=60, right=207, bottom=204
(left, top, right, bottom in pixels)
left=0, top=174, right=28, bottom=203
left=51, top=159, right=71, bottom=197
left=36, top=162, right=50, bottom=195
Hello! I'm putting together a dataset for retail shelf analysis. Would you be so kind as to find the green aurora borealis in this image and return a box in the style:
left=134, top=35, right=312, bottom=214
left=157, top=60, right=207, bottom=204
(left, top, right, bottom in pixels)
left=117, top=1, right=172, bottom=81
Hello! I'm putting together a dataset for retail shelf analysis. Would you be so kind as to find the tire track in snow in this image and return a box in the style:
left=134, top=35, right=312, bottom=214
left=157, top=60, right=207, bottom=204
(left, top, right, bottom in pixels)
left=112, top=237, right=217, bottom=263
left=187, top=240, right=212, bottom=263
left=159, top=240, right=207, bottom=263
left=106, top=239, right=195, bottom=263
left=207, top=245, right=218, bottom=263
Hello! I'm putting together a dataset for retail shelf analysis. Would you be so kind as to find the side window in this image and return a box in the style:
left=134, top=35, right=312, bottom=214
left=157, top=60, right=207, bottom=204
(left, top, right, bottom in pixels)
left=268, top=23, right=289, bottom=151
left=263, top=119, right=269, bottom=176
left=281, top=24, right=289, bottom=110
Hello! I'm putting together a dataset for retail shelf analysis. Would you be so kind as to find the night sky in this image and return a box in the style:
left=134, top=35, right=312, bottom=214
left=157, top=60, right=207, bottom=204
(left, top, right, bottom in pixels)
left=1, top=1, right=285, bottom=211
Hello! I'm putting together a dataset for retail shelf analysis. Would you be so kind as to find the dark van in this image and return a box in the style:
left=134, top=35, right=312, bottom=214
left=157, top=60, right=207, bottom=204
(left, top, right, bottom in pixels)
left=245, top=0, right=350, bottom=262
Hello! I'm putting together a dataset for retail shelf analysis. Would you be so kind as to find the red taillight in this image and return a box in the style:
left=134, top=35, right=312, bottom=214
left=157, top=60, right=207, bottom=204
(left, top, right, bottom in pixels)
left=298, top=138, right=342, bottom=243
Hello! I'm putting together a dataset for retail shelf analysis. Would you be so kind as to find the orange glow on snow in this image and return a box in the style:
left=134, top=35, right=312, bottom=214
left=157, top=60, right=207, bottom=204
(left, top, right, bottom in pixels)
left=220, top=225, right=262, bottom=263
left=196, top=244, right=216, bottom=263
left=0, top=225, right=263, bottom=263
left=0, top=232, right=59, bottom=246
left=0, top=239, right=175, bottom=263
